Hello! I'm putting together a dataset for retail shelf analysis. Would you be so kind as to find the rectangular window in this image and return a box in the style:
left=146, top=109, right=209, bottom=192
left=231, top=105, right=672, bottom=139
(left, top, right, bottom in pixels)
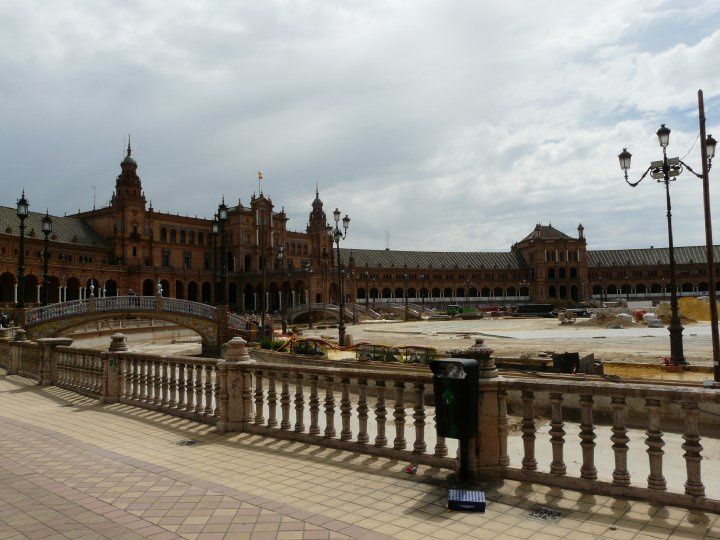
left=162, top=250, right=170, bottom=268
left=183, top=251, right=191, bottom=269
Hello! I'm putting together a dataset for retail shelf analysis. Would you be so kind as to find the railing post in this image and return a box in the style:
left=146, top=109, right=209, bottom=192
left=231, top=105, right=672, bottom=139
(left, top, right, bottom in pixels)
left=102, top=333, right=127, bottom=403
left=646, top=398, right=667, bottom=491
left=36, top=337, right=74, bottom=386
left=682, top=400, right=705, bottom=497
left=216, top=337, right=253, bottom=434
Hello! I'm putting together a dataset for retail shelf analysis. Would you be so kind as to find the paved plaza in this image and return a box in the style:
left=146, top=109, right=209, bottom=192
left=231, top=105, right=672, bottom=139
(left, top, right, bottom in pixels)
left=1, top=370, right=720, bottom=539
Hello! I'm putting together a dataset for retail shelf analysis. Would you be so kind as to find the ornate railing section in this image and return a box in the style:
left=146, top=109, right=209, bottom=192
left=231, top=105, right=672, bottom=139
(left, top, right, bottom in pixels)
left=117, top=353, right=220, bottom=425
left=219, top=360, right=453, bottom=468
left=500, top=377, right=720, bottom=512
left=25, top=296, right=222, bottom=324
left=16, top=341, right=42, bottom=380
left=55, top=346, right=103, bottom=398
left=0, top=339, right=10, bottom=369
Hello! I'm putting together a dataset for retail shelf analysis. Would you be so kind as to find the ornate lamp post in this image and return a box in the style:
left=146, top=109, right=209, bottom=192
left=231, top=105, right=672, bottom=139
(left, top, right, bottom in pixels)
left=303, top=260, right=313, bottom=329
left=618, top=123, right=713, bottom=365
left=16, top=191, right=29, bottom=309
left=211, top=217, right=219, bottom=304
left=420, top=272, right=427, bottom=314
left=217, top=199, right=229, bottom=306
left=363, top=269, right=370, bottom=311
left=328, top=208, right=350, bottom=345
left=41, top=211, right=52, bottom=306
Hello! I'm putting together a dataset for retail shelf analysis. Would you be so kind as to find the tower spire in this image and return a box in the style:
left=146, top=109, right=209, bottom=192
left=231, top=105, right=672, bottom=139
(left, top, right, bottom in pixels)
left=127, top=134, right=132, bottom=156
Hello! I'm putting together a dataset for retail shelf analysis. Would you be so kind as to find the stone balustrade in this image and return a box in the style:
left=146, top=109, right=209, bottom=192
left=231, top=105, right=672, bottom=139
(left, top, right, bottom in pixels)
left=115, top=352, right=220, bottom=425
left=54, top=346, right=104, bottom=398
left=500, top=376, right=720, bottom=512
left=3, top=334, right=720, bottom=512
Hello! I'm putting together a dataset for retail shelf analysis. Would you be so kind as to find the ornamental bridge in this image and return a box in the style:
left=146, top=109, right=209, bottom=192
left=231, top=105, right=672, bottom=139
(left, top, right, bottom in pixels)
left=21, top=296, right=254, bottom=355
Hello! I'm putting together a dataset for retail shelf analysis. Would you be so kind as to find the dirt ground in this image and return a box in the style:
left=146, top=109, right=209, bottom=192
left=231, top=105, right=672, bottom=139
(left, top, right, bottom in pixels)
left=304, top=316, right=716, bottom=366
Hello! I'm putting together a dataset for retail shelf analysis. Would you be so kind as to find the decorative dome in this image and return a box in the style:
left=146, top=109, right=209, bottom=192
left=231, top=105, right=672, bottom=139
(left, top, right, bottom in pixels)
left=121, top=139, right=137, bottom=167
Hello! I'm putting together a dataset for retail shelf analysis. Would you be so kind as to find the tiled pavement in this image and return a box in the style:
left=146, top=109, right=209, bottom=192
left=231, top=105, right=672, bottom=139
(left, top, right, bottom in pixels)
left=1, top=372, right=720, bottom=539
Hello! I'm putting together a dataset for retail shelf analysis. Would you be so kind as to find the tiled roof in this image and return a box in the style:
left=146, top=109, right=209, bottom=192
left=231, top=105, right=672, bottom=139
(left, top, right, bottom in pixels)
left=0, top=206, right=110, bottom=250
left=587, top=246, right=720, bottom=267
left=521, top=225, right=574, bottom=242
left=340, top=248, right=524, bottom=269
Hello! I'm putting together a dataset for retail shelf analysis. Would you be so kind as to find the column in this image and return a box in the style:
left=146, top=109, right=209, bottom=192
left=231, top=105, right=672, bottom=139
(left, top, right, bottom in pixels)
left=58, top=286, right=63, bottom=302
left=36, top=285, right=41, bottom=303
left=13, top=284, right=17, bottom=303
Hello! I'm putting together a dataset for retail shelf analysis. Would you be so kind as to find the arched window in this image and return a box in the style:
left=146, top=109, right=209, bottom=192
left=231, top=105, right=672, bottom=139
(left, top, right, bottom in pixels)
left=160, top=228, right=167, bottom=242
left=382, top=288, right=391, bottom=298
left=559, top=268, right=566, bottom=278
left=481, top=287, right=490, bottom=297
left=170, top=229, right=177, bottom=242
left=548, top=268, right=556, bottom=278
left=432, top=287, right=441, bottom=298
left=570, top=267, right=578, bottom=278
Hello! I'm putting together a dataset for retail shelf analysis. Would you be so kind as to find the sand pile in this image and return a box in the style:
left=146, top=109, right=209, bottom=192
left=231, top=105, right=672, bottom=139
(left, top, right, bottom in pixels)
left=674, top=297, right=719, bottom=322
left=656, top=301, right=697, bottom=324
left=577, top=313, right=637, bottom=328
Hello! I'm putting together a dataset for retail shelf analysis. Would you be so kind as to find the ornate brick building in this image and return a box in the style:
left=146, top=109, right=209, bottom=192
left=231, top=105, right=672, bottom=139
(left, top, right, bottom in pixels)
left=1, top=146, right=718, bottom=313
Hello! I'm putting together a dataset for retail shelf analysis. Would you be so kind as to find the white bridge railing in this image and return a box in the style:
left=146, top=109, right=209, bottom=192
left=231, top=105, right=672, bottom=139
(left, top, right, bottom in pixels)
left=26, top=296, right=221, bottom=325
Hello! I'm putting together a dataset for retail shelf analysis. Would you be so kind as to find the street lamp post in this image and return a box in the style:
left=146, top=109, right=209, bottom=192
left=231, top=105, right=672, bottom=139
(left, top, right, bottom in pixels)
left=217, top=199, right=229, bottom=306
left=403, top=273, right=409, bottom=321
left=41, top=211, right=53, bottom=306
left=519, top=280, right=530, bottom=302
left=16, top=191, right=29, bottom=309
left=328, top=208, right=350, bottom=346
left=282, top=269, right=291, bottom=334
left=364, top=269, right=370, bottom=311
left=303, top=260, right=313, bottom=329
left=618, top=123, right=711, bottom=365
left=211, top=217, right=219, bottom=304
left=624, top=275, right=630, bottom=303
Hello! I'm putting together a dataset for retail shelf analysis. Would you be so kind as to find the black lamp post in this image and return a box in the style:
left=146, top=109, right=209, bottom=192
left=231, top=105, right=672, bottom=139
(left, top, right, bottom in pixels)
left=403, top=272, right=410, bottom=321
left=282, top=268, right=291, bottom=334
left=619, top=123, right=710, bottom=366
left=519, top=279, right=530, bottom=302
left=217, top=199, right=229, bottom=306
left=303, top=260, right=313, bottom=329
left=16, top=191, right=29, bottom=309
left=363, top=269, right=370, bottom=311
left=211, top=217, right=219, bottom=304
left=328, top=208, right=350, bottom=346
left=41, top=211, right=52, bottom=306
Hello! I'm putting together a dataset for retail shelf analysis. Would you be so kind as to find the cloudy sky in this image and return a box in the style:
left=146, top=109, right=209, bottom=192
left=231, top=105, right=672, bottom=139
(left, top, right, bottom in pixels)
left=2, top=0, right=720, bottom=252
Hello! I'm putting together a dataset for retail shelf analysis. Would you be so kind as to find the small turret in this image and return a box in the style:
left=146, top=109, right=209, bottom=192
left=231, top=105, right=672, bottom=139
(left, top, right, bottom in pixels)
left=577, top=223, right=584, bottom=239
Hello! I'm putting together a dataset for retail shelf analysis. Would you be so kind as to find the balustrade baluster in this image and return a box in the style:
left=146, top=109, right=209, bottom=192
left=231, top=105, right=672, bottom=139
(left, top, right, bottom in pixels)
left=324, top=376, right=336, bottom=438
left=168, top=363, right=177, bottom=408
left=254, top=370, right=265, bottom=425
left=177, top=363, right=186, bottom=409
left=393, top=382, right=407, bottom=450
left=308, top=374, right=320, bottom=435
left=357, top=379, right=369, bottom=444
left=139, top=359, right=147, bottom=402
left=340, top=377, right=352, bottom=441
left=213, top=367, right=220, bottom=418
left=409, top=383, right=426, bottom=454
left=374, top=381, right=387, bottom=447
left=267, top=372, right=277, bottom=428
left=123, top=359, right=132, bottom=399
left=611, top=396, right=630, bottom=486
left=242, top=366, right=253, bottom=425
left=194, top=363, right=203, bottom=414
left=185, top=364, right=195, bottom=412
left=521, top=390, right=537, bottom=471
left=645, top=398, right=666, bottom=491
left=682, top=400, right=705, bottom=497
left=294, top=373, right=305, bottom=433
left=549, top=392, right=566, bottom=476
left=131, top=358, right=139, bottom=400
left=153, top=361, right=162, bottom=406
left=579, top=394, right=597, bottom=480
left=497, top=388, right=509, bottom=466
left=160, top=362, right=169, bottom=407
left=204, top=365, right=213, bottom=415
left=280, top=373, right=292, bottom=430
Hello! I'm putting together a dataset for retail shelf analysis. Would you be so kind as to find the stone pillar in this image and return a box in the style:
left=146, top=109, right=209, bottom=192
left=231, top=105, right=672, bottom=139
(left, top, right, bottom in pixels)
left=102, top=333, right=127, bottom=403
left=217, top=337, right=253, bottom=434
left=13, top=283, right=17, bottom=304
left=37, top=337, right=74, bottom=386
